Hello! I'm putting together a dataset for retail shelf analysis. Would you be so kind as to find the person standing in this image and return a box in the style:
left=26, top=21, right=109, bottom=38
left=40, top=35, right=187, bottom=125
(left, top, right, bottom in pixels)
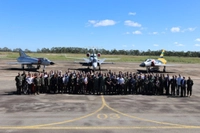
left=15, top=72, right=23, bottom=95
left=26, top=72, right=33, bottom=94
left=177, top=74, right=182, bottom=96
left=33, top=73, right=41, bottom=95
left=181, top=77, right=186, bottom=97
left=170, top=75, right=176, bottom=96
left=164, top=74, right=170, bottom=95
left=187, top=77, right=193, bottom=97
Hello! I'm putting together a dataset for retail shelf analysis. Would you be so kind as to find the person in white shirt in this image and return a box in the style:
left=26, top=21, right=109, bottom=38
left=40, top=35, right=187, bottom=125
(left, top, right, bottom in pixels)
left=26, top=72, right=33, bottom=94
left=118, top=74, right=125, bottom=94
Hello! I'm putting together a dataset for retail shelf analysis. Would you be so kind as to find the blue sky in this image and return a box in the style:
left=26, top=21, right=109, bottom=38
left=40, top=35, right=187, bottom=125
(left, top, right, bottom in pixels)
left=0, top=0, right=200, bottom=52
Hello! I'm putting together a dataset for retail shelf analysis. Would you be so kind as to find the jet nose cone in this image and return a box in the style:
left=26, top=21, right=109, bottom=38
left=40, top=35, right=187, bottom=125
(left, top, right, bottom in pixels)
left=140, top=62, right=145, bottom=67
left=50, top=62, right=55, bottom=65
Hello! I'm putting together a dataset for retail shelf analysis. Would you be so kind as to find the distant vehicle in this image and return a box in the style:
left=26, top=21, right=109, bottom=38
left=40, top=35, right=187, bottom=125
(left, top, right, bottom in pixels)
left=73, top=48, right=114, bottom=70
left=9, top=49, right=54, bottom=72
left=139, top=49, right=172, bottom=72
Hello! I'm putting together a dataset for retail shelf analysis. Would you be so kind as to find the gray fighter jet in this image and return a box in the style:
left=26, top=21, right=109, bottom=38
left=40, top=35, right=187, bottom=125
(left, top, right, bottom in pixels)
left=9, top=49, right=54, bottom=72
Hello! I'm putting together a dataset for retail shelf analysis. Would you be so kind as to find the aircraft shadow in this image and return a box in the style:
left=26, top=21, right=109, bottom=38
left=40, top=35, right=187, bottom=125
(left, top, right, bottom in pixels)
left=68, top=68, right=108, bottom=72
left=137, top=69, right=175, bottom=74
left=1, top=68, right=39, bottom=72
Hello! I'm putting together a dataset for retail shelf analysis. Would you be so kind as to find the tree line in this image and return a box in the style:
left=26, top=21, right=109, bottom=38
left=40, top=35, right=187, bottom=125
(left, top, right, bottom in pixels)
left=0, top=47, right=200, bottom=57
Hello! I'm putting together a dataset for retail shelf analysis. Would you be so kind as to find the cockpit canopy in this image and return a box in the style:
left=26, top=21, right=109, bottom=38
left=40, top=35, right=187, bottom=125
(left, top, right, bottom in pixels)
left=145, top=59, right=152, bottom=62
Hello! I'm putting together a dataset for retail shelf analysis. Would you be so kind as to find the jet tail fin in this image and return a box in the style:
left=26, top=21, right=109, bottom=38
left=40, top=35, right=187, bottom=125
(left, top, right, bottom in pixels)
left=159, top=49, right=165, bottom=58
left=19, top=49, right=28, bottom=57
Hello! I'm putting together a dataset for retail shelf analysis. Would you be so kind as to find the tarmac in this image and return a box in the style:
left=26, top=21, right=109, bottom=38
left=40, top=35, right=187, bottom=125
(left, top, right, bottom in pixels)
left=0, top=60, right=200, bottom=133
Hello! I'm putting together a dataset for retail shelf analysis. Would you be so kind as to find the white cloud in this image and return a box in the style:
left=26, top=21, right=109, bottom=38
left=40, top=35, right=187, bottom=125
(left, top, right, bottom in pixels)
left=174, top=42, right=178, bottom=44
left=182, top=27, right=196, bottom=32
left=128, top=12, right=136, bottom=16
left=88, top=20, right=96, bottom=24
left=124, top=20, right=142, bottom=27
left=171, top=27, right=180, bottom=32
left=174, top=42, right=184, bottom=46
left=153, top=32, right=158, bottom=34
left=88, top=19, right=116, bottom=27
left=125, top=32, right=130, bottom=34
left=188, top=27, right=196, bottom=31
left=195, top=38, right=200, bottom=41
left=148, top=32, right=158, bottom=35
left=194, top=44, right=200, bottom=47
left=132, top=30, right=142, bottom=34
left=153, top=44, right=159, bottom=47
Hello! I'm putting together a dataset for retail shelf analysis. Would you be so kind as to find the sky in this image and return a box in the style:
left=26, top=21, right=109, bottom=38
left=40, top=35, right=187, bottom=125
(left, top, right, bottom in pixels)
left=0, top=0, right=200, bottom=52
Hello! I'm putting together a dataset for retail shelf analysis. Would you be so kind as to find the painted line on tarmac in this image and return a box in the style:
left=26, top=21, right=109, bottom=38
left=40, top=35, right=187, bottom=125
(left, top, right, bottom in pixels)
left=102, top=96, right=198, bottom=127
left=0, top=95, right=200, bottom=130
left=0, top=96, right=105, bottom=129
left=29, top=96, right=106, bottom=127
left=0, top=126, right=200, bottom=130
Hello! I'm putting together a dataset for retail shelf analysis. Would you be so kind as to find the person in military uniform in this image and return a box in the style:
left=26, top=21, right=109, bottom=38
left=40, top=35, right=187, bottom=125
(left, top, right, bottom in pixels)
left=111, top=75, right=118, bottom=95
left=187, top=77, right=193, bottom=97
left=143, top=75, right=149, bottom=95
left=15, top=72, right=23, bottom=94
left=128, top=74, right=135, bottom=94
left=33, top=73, right=41, bottom=95
left=58, top=74, right=64, bottom=93
left=155, top=77, right=160, bottom=95
left=21, top=71, right=26, bottom=94
left=105, top=73, right=111, bottom=95
left=40, top=73, right=45, bottom=93
left=93, top=73, right=99, bottom=95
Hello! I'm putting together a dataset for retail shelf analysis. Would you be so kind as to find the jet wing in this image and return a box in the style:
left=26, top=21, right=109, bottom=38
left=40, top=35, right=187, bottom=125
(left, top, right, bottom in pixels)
left=8, top=62, right=33, bottom=65
left=98, top=59, right=113, bottom=64
left=154, top=64, right=174, bottom=67
left=74, top=58, right=91, bottom=66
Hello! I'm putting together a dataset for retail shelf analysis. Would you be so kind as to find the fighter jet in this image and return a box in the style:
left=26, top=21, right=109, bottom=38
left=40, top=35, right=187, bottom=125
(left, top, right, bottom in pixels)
left=139, top=50, right=172, bottom=72
left=9, top=49, right=54, bottom=72
left=75, top=48, right=114, bottom=70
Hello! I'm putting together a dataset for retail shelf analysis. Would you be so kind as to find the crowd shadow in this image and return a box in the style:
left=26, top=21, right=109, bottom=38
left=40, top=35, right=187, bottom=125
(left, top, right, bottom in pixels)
left=2, top=90, right=189, bottom=99
left=68, top=68, right=108, bottom=73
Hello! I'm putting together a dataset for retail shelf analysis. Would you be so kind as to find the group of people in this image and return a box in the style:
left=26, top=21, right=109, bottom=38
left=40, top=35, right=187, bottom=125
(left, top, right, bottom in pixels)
left=15, top=70, right=194, bottom=97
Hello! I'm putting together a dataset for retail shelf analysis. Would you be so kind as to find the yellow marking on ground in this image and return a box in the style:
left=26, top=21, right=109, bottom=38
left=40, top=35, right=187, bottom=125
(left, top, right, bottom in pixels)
left=30, top=96, right=106, bottom=127
left=0, top=95, right=200, bottom=130
left=0, top=126, right=200, bottom=130
left=103, top=96, right=188, bottom=127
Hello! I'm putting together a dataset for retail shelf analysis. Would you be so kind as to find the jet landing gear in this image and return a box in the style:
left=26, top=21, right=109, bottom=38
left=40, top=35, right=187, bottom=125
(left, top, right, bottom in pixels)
left=163, top=66, right=166, bottom=72
left=42, top=65, right=46, bottom=73
left=21, top=65, right=24, bottom=70
left=146, top=67, right=150, bottom=73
